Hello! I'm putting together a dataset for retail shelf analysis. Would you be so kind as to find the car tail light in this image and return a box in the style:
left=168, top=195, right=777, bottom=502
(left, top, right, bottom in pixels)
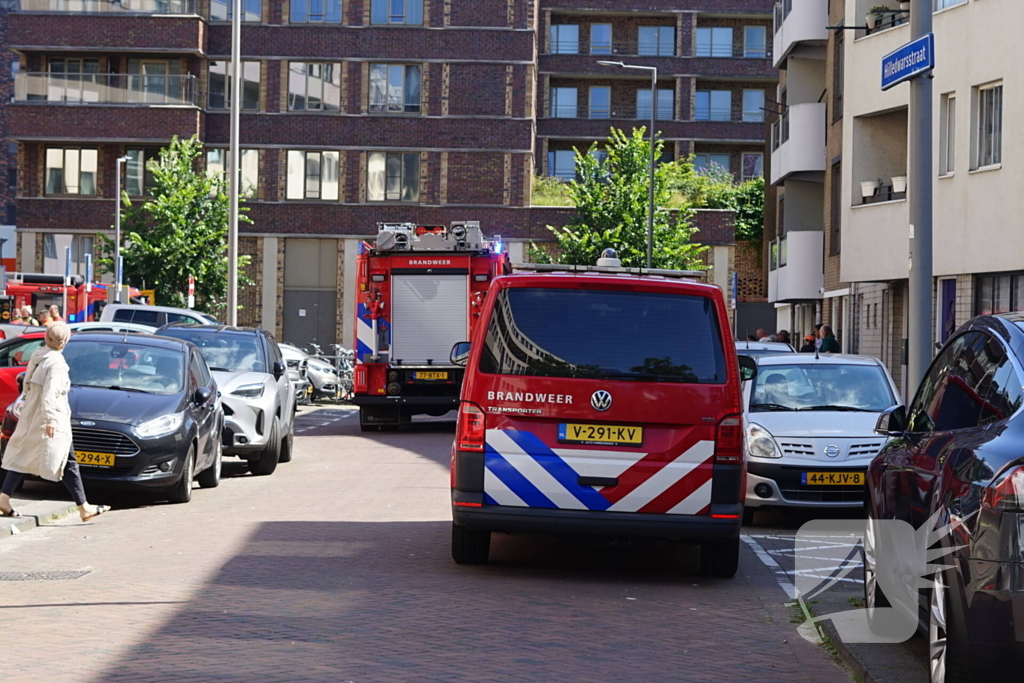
left=714, top=415, right=743, bottom=463
left=457, top=404, right=485, bottom=452
left=983, top=467, right=1024, bottom=512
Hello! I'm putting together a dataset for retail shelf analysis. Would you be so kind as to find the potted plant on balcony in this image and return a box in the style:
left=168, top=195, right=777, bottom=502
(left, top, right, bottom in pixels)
left=898, top=1, right=911, bottom=10
left=891, top=175, right=907, bottom=193
left=866, top=5, right=890, bottom=30
left=861, top=179, right=882, bottom=199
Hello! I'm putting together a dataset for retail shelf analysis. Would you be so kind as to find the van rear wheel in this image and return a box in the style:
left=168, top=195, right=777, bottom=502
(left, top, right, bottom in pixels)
left=700, top=539, right=739, bottom=578
left=451, top=523, right=490, bottom=565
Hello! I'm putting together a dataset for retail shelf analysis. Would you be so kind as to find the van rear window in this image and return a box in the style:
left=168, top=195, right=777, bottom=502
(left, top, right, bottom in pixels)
left=479, top=288, right=726, bottom=383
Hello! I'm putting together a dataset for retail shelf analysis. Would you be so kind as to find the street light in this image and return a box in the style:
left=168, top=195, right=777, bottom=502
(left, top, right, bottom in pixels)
left=114, top=154, right=130, bottom=303
left=597, top=60, right=657, bottom=269
left=226, top=0, right=242, bottom=325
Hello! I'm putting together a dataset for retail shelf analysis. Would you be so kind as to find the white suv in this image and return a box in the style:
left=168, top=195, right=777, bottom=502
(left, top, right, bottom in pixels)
left=101, top=304, right=217, bottom=328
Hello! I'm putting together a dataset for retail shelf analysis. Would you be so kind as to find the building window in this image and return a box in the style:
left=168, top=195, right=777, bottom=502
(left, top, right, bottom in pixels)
left=126, top=59, right=186, bottom=105
left=548, top=150, right=575, bottom=182
left=125, top=148, right=160, bottom=196
left=287, top=150, right=340, bottom=200
left=369, top=64, right=421, bottom=114
left=589, top=86, right=610, bottom=119
left=371, top=0, right=423, bottom=24
left=830, top=162, right=841, bottom=256
left=940, top=93, right=956, bottom=175
left=5, top=204, right=13, bottom=227
left=741, top=153, right=763, bottom=181
left=638, top=26, right=674, bottom=56
left=695, top=90, right=731, bottom=121
left=210, top=0, right=261, bottom=21
left=744, top=26, right=767, bottom=58
left=636, top=89, right=673, bottom=120
left=694, top=153, right=731, bottom=175
left=206, top=148, right=259, bottom=197
left=695, top=27, right=733, bottom=58
left=590, top=24, right=612, bottom=54
left=45, top=58, right=100, bottom=103
left=975, top=272, right=1024, bottom=315
left=367, top=152, right=419, bottom=202
left=550, top=87, right=577, bottom=118
left=45, top=148, right=97, bottom=196
left=935, top=0, right=966, bottom=9
left=974, top=83, right=1002, bottom=169
left=291, top=0, right=342, bottom=22
left=288, top=62, right=341, bottom=112
left=208, top=61, right=260, bottom=111
left=550, top=24, right=579, bottom=54
left=742, top=89, right=764, bottom=122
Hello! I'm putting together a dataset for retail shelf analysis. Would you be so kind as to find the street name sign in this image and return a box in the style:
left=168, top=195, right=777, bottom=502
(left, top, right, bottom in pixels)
left=881, top=33, right=935, bottom=91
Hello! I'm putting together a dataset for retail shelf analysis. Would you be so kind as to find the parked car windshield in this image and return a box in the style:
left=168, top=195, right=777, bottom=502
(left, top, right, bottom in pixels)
left=750, top=363, right=895, bottom=413
left=736, top=347, right=794, bottom=359
left=65, top=340, right=185, bottom=395
left=478, top=288, right=726, bottom=383
left=158, top=329, right=267, bottom=373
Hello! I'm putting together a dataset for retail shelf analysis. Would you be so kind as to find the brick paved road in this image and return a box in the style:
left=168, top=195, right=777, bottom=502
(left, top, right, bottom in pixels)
left=0, top=409, right=852, bottom=683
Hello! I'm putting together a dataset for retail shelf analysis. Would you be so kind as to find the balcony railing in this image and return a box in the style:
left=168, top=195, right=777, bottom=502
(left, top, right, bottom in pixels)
left=547, top=104, right=766, bottom=123
left=15, top=73, right=199, bottom=106
left=773, top=0, right=793, bottom=34
left=547, top=40, right=771, bottom=59
left=865, top=9, right=909, bottom=35
left=771, top=110, right=790, bottom=150
left=14, top=0, right=196, bottom=13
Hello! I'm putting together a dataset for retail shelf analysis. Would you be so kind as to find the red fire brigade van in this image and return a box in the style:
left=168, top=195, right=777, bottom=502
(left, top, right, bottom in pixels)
left=353, top=222, right=509, bottom=430
left=448, top=256, right=757, bottom=577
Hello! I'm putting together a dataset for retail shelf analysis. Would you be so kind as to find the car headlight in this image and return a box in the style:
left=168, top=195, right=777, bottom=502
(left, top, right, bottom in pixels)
left=11, top=397, right=25, bottom=420
left=232, top=382, right=265, bottom=399
left=135, top=412, right=185, bottom=439
left=746, top=423, right=782, bottom=459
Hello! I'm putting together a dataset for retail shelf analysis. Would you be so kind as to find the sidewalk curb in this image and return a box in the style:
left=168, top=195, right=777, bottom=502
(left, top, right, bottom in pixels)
left=819, top=620, right=878, bottom=683
left=0, top=502, right=80, bottom=541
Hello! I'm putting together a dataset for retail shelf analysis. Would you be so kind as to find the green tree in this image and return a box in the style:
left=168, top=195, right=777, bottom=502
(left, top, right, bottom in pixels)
left=663, top=157, right=765, bottom=242
left=531, top=128, right=706, bottom=270
left=98, top=135, right=252, bottom=316
left=731, top=176, right=765, bottom=243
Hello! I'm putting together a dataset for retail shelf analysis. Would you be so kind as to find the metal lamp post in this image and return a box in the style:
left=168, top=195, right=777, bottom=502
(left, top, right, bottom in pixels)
left=226, top=0, right=242, bottom=325
left=597, top=60, right=658, bottom=269
left=114, top=154, right=130, bottom=303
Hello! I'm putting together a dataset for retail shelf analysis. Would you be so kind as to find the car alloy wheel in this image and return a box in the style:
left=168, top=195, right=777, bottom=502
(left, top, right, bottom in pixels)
left=929, top=570, right=948, bottom=683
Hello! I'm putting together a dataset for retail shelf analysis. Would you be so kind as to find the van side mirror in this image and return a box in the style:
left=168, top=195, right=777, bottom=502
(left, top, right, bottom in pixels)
left=273, top=361, right=286, bottom=380
left=875, top=405, right=907, bottom=436
left=193, top=386, right=214, bottom=405
left=738, top=355, right=758, bottom=382
left=450, top=342, right=471, bottom=367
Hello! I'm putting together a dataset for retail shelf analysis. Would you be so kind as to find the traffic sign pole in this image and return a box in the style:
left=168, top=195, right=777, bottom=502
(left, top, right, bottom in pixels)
left=907, top=0, right=934, bottom=398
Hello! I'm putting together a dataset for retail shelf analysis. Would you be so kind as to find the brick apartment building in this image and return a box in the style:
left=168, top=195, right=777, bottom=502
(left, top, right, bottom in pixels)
left=7, top=0, right=774, bottom=347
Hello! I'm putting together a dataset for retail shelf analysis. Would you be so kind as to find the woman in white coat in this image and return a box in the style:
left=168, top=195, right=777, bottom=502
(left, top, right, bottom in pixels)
left=0, top=323, right=107, bottom=521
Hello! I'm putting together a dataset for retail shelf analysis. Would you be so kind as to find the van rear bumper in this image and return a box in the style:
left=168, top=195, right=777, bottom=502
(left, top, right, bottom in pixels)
left=453, top=503, right=742, bottom=541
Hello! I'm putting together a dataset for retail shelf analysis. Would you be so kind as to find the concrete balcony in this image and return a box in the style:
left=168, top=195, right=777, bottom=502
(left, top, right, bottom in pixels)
left=772, top=0, right=829, bottom=68
left=768, top=230, right=823, bottom=303
left=841, top=196, right=908, bottom=284
left=15, top=73, right=198, bottom=107
left=770, top=102, right=825, bottom=184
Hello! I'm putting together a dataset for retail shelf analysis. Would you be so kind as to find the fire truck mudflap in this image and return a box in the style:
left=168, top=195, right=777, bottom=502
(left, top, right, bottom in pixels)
left=352, top=221, right=508, bottom=430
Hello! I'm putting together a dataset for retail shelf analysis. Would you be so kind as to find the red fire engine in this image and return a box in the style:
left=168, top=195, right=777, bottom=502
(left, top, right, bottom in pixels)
left=353, top=221, right=509, bottom=430
left=1, top=273, right=142, bottom=324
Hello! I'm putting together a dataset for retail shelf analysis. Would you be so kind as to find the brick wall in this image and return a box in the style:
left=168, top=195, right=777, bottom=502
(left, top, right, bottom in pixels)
left=735, top=238, right=764, bottom=300
left=237, top=235, right=262, bottom=327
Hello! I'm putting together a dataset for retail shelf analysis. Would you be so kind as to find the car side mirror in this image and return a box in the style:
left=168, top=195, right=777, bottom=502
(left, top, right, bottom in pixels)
left=16, top=372, right=25, bottom=391
left=738, top=355, right=758, bottom=382
left=273, top=360, right=286, bottom=380
left=450, top=342, right=471, bottom=367
left=875, top=405, right=907, bottom=436
left=194, top=386, right=214, bottom=405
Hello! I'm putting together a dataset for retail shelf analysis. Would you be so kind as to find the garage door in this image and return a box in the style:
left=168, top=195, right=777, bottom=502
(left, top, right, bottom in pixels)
left=390, top=274, right=467, bottom=366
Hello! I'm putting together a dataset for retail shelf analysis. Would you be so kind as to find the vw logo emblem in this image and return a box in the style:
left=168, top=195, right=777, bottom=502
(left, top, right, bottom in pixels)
left=591, top=390, right=613, bottom=412
left=79, top=421, right=96, bottom=427
left=823, top=444, right=840, bottom=458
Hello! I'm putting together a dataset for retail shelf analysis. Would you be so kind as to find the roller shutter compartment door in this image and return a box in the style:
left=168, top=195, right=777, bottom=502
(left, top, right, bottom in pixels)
left=390, top=274, right=467, bottom=366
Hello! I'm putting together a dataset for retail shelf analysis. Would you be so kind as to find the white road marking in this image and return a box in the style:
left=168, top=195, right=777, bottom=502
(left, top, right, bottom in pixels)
left=741, top=535, right=797, bottom=599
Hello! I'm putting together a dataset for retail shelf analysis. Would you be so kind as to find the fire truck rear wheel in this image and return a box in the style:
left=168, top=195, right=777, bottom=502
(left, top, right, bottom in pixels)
left=451, top=523, right=490, bottom=565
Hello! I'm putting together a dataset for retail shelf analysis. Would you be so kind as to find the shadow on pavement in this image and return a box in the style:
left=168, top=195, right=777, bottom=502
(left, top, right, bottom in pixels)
left=87, top=520, right=835, bottom=683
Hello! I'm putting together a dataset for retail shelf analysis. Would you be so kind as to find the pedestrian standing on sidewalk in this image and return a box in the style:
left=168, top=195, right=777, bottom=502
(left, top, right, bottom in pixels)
left=19, top=306, right=38, bottom=326
left=799, top=334, right=816, bottom=353
left=819, top=325, right=840, bottom=354
left=0, top=323, right=108, bottom=521
left=48, top=304, right=63, bottom=323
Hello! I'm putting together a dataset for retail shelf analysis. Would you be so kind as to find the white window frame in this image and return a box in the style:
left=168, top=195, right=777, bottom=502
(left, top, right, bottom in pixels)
left=286, top=150, right=340, bottom=201
left=550, top=86, right=577, bottom=118
left=550, top=24, right=580, bottom=54
left=940, top=93, right=955, bottom=176
left=973, top=83, right=1002, bottom=170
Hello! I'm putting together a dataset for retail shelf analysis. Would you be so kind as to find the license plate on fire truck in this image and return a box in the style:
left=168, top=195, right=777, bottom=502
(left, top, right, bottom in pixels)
left=413, top=371, right=448, bottom=381
left=558, top=423, right=643, bottom=446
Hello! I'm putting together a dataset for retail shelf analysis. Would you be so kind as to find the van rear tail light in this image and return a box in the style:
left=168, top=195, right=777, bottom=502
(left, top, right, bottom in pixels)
left=983, top=467, right=1024, bottom=512
left=457, top=404, right=486, bottom=452
left=714, top=416, right=743, bottom=463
